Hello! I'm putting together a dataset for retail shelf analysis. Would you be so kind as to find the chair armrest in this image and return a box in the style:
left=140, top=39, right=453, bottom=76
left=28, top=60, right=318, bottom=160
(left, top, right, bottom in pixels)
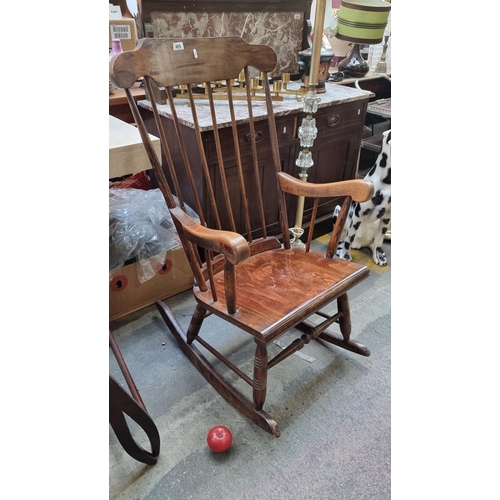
left=170, top=206, right=251, bottom=265
left=277, top=172, right=374, bottom=202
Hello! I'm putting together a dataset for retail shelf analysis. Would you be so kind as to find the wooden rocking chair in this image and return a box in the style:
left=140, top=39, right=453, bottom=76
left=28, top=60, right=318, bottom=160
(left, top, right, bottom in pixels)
left=110, top=37, right=374, bottom=437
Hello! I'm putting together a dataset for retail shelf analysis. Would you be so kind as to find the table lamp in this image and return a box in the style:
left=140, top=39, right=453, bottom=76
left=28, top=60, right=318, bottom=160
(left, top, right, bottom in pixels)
left=335, top=0, right=391, bottom=78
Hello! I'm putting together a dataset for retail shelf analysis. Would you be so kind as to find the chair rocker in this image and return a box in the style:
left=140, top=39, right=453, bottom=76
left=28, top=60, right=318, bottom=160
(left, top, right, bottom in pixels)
left=109, top=331, right=160, bottom=464
left=110, top=36, right=374, bottom=437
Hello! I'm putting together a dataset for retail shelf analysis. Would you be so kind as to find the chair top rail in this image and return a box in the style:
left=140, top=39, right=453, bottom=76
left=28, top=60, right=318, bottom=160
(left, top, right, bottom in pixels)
left=110, top=36, right=278, bottom=90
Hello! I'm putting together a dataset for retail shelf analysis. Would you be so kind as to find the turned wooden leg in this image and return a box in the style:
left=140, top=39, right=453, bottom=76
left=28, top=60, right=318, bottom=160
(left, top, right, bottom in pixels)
left=155, top=300, right=281, bottom=437
left=317, top=292, right=370, bottom=357
left=186, top=304, right=207, bottom=344
left=253, top=342, right=268, bottom=411
left=337, top=293, right=352, bottom=341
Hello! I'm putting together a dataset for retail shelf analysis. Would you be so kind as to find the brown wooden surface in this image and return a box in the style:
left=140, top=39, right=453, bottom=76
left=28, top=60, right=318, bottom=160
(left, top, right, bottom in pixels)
left=277, top=172, right=373, bottom=202
left=198, top=248, right=370, bottom=341
left=111, top=37, right=277, bottom=90
left=139, top=0, right=312, bottom=18
left=109, top=81, right=145, bottom=123
left=110, top=36, right=373, bottom=437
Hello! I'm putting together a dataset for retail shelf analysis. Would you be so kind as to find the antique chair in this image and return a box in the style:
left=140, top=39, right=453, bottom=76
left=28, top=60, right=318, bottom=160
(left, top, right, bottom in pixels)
left=109, top=36, right=374, bottom=437
left=109, top=330, right=160, bottom=464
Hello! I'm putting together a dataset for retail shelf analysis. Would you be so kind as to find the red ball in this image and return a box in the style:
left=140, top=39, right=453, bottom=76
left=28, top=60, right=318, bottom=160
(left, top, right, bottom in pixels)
left=207, top=425, right=232, bottom=453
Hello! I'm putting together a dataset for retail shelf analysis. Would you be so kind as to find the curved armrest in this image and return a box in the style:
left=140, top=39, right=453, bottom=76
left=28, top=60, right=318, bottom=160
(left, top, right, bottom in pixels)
left=170, top=206, right=250, bottom=265
left=277, top=172, right=374, bottom=203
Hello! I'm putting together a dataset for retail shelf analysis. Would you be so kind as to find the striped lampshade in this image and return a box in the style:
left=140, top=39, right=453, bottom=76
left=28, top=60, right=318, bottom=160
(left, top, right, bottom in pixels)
left=336, top=0, right=391, bottom=45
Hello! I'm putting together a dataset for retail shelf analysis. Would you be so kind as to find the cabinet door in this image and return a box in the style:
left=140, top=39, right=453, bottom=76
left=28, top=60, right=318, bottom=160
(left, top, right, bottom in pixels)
left=288, top=99, right=368, bottom=226
left=206, top=116, right=296, bottom=237
left=210, top=153, right=286, bottom=239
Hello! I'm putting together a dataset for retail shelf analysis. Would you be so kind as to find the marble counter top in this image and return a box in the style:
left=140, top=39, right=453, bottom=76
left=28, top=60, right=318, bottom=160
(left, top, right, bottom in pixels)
left=138, top=81, right=373, bottom=132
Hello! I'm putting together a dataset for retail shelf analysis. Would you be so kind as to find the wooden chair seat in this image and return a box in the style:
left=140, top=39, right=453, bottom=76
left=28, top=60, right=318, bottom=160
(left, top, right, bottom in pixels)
left=110, top=36, right=375, bottom=437
left=196, top=245, right=369, bottom=341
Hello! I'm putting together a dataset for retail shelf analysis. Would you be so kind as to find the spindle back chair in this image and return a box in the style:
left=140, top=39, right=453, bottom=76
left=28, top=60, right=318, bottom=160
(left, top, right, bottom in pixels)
left=110, top=36, right=374, bottom=437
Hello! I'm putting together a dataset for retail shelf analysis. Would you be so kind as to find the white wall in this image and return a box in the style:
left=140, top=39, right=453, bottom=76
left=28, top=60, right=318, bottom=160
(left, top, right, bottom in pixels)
left=126, top=0, right=138, bottom=15
left=310, top=0, right=351, bottom=58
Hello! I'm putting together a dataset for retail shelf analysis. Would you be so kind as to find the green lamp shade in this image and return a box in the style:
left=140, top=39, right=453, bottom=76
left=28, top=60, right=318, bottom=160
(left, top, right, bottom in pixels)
left=336, top=0, right=391, bottom=45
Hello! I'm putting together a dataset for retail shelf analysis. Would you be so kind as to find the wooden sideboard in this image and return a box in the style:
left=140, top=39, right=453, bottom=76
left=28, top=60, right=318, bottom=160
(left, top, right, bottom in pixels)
left=138, top=81, right=373, bottom=237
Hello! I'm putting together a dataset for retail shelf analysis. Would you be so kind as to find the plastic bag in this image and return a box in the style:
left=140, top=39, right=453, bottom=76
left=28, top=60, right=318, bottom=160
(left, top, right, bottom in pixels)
left=109, top=188, right=198, bottom=283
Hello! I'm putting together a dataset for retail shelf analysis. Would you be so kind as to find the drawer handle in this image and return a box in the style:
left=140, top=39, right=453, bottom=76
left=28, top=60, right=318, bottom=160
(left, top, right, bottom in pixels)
left=245, top=130, right=264, bottom=143
left=327, top=114, right=341, bottom=127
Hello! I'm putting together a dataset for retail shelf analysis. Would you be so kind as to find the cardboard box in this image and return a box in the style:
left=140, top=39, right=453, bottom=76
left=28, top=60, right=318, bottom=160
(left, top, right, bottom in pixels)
left=109, top=18, right=138, bottom=52
left=109, top=246, right=193, bottom=322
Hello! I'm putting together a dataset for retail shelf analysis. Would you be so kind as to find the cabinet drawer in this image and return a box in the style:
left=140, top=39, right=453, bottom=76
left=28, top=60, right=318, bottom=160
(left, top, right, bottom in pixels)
left=206, top=115, right=296, bottom=163
left=300, top=100, right=367, bottom=140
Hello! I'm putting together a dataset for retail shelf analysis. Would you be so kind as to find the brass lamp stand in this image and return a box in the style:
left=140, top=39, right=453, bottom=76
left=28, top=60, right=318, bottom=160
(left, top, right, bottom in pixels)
left=291, top=0, right=327, bottom=247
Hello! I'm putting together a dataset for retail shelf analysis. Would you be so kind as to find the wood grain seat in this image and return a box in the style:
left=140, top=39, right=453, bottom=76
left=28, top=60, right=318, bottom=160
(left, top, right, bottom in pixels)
left=110, top=36, right=375, bottom=437
left=196, top=246, right=370, bottom=341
